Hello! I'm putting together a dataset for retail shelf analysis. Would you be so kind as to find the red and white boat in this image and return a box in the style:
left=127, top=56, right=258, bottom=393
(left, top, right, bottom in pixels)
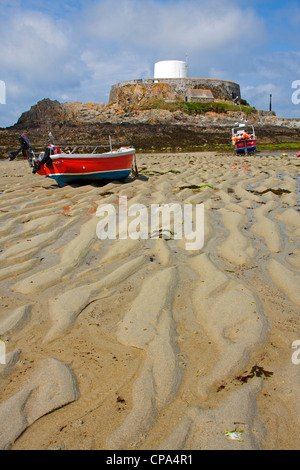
left=232, top=123, right=257, bottom=155
left=33, top=134, right=136, bottom=187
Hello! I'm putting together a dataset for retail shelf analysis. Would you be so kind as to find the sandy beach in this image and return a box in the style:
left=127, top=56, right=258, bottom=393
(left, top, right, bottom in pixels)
left=0, top=151, right=299, bottom=450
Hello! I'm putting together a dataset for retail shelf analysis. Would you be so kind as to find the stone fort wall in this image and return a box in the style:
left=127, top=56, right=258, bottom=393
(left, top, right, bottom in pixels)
left=109, top=78, right=241, bottom=105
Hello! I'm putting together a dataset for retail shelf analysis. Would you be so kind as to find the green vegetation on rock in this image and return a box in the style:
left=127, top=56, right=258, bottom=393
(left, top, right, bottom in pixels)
left=129, top=99, right=257, bottom=116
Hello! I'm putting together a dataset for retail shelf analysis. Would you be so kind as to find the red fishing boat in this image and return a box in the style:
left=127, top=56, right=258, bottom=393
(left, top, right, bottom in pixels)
left=32, top=133, right=136, bottom=187
left=232, top=123, right=257, bottom=155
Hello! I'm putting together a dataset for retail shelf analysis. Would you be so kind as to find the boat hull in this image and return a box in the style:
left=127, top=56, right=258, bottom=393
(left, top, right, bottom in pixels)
left=37, top=148, right=135, bottom=187
left=234, top=140, right=257, bottom=154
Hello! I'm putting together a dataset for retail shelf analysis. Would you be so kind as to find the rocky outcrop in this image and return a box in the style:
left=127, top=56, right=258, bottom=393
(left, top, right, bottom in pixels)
left=1, top=98, right=300, bottom=158
left=16, top=98, right=63, bottom=128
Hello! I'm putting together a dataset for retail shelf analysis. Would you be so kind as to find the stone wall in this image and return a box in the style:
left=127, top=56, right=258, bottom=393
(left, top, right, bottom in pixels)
left=186, top=88, right=214, bottom=103
left=109, top=78, right=241, bottom=104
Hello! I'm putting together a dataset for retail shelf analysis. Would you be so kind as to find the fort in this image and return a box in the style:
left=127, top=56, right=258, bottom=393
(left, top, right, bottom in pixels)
left=109, top=60, right=241, bottom=106
left=109, top=77, right=241, bottom=106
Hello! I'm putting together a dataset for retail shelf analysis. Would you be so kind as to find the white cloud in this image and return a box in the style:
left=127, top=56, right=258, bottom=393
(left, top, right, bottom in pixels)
left=238, top=50, right=300, bottom=117
left=0, top=0, right=299, bottom=126
left=252, top=52, right=300, bottom=81
left=242, top=83, right=279, bottom=109
left=83, top=0, right=265, bottom=55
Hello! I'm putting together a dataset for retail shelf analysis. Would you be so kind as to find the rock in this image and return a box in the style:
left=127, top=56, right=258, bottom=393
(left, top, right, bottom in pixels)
left=1, top=98, right=300, bottom=156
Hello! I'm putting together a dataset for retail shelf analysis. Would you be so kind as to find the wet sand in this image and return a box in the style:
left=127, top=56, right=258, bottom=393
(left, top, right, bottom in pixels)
left=0, top=151, right=299, bottom=450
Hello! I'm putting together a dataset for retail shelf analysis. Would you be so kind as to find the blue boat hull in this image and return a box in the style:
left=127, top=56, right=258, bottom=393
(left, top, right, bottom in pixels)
left=234, top=145, right=257, bottom=155
left=47, top=169, right=132, bottom=187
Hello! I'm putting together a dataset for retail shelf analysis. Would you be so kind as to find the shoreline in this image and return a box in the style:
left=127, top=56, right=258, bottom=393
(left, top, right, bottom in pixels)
left=0, top=152, right=299, bottom=450
left=1, top=142, right=300, bottom=161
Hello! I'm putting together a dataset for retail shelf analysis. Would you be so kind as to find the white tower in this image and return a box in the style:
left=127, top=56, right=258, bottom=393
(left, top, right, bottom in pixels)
left=154, top=60, right=188, bottom=79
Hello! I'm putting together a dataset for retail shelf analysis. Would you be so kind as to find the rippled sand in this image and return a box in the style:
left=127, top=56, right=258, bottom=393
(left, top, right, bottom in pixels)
left=0, top=151, right=299, bottom=450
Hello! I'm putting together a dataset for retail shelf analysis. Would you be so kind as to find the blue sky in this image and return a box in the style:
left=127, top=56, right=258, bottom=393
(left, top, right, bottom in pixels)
left=0, top=0, right=300, bottom=127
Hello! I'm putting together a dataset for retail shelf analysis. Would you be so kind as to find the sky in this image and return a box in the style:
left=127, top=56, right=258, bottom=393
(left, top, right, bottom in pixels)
left=0, top=0, right=300, bottom=127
